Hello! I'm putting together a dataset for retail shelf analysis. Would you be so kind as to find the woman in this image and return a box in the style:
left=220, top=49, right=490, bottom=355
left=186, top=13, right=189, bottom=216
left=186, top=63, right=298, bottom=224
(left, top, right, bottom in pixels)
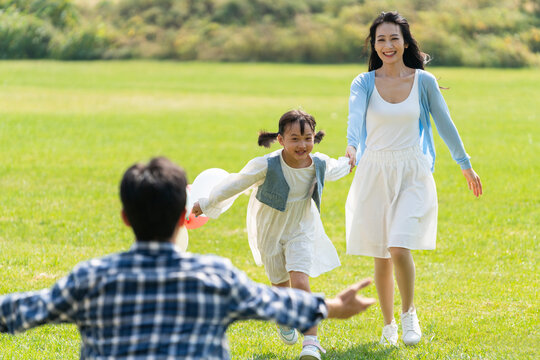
left=345, top=11, right=482, bottom=346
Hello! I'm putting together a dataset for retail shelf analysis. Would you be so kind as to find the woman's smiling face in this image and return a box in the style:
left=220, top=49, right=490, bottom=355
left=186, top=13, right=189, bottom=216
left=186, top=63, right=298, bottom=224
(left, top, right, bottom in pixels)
left=374, top=22, right=407, bottom=65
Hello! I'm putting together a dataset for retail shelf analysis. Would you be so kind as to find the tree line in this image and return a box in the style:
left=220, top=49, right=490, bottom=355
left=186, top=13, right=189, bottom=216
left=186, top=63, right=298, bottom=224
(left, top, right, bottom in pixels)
left=1, top=0, right=539, bottom=67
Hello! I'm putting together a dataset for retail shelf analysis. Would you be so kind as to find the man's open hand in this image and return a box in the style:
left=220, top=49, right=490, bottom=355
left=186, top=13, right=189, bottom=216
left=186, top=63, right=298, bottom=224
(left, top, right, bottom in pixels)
left=326, top=278, right=376, bottom=319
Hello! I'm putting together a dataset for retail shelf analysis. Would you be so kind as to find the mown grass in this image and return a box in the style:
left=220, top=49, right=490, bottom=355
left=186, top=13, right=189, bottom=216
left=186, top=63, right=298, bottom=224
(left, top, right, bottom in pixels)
left=0, top=61, right=538, bottom=359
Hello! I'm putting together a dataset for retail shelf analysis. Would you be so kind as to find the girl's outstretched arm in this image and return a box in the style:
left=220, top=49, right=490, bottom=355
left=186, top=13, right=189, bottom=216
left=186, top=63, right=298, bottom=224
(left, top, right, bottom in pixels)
left=197, top=155, right=268, bottom=218
left=313, top=153, right=351, bottom=181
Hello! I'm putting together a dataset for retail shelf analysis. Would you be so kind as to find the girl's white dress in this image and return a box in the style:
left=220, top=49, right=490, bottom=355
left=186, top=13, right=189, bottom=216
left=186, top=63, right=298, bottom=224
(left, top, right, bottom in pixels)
left=199, top=149, right=350, bottom=283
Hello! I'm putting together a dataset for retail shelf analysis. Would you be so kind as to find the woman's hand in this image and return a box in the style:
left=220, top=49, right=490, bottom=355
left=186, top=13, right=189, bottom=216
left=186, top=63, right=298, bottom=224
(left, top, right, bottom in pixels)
left=191, top=201, right=203, bottom=217
left=462, top=168, right=483, bottom=197
left=346, top=145, right=357, bottom=172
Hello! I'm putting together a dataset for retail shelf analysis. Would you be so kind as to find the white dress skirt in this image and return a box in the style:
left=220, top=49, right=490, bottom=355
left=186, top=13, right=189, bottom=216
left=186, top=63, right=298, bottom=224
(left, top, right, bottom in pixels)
left=346, top=69, right=438, bottom=259
left=345, top=145, right=438, bottom=258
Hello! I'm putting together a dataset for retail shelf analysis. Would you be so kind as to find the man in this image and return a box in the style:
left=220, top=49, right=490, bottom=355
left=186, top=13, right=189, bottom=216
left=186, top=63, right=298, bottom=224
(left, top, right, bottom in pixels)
left=0, top=157, right=375, bottom=359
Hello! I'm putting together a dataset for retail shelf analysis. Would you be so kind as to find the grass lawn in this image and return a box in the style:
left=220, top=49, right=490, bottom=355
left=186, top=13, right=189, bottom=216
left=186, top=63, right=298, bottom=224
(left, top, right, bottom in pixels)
left=0, top=61, right=538, bottom=359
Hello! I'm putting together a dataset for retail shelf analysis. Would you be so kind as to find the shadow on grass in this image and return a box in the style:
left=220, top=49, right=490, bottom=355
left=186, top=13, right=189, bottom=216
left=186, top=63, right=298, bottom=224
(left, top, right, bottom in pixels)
left=250, top=342, right=397, bottom=359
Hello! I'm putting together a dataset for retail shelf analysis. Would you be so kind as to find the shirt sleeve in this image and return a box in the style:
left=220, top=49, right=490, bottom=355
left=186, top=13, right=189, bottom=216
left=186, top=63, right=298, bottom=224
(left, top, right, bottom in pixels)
left=347, top=76, right=368, bottom=150
left=425, top=73, right=472, bottom=170
left=0, top=270, right=83, bottom=334
left=225, top=266, right=327, bottom=332
left=199, top=156, right=267, bottom=218
left=313, top=153, right=350, bottom=182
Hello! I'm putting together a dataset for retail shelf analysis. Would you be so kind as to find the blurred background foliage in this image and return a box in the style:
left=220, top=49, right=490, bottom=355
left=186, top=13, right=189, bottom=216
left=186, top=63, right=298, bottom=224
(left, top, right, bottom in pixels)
left=0, top=0, right=538, bottom=66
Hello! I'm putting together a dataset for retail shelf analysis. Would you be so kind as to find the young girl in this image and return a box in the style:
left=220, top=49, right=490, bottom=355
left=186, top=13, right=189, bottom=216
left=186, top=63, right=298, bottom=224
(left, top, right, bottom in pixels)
left=192, top=109, right=350, bottom=360
left=345, top=12, right=482, bottom=346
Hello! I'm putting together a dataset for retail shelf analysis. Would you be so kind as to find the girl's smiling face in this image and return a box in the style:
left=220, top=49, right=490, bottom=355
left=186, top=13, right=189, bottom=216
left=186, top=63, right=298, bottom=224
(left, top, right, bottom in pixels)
left=374, top=22, right=407, bottom=65
left=278, top=121, right=314, bottom=168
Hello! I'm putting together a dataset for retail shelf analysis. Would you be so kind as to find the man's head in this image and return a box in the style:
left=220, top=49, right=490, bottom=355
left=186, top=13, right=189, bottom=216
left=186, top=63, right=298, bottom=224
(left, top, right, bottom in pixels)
left=120, top=157, right=187, bottom=242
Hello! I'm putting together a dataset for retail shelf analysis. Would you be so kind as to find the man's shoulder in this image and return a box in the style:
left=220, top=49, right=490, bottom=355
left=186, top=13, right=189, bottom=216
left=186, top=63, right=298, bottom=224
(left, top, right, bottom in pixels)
left=69, top=251, right=127, bottom=278
left=69, top=245, right=245, bottom=283
left=178, top=253, right=245, bottom=293
left=180, top=253, right=237, bottom=274
left=74, top=249, right=235, bottom=272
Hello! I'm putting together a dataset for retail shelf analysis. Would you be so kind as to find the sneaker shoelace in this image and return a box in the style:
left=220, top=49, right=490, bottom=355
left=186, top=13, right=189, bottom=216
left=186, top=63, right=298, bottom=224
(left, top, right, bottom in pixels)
left=402, top=312, right=419, bottom=333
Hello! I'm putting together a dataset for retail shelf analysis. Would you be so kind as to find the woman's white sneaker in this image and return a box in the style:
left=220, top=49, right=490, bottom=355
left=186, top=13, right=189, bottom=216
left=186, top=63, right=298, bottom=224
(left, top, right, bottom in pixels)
left=401, top=308, right=421, bottom=345
left=379, top=319, right=398, bottom=346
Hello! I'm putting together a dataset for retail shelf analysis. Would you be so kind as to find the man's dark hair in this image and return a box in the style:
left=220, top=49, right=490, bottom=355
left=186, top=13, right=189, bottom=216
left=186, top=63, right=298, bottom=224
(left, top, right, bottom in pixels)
left=120, top=157, right=187, bottom=241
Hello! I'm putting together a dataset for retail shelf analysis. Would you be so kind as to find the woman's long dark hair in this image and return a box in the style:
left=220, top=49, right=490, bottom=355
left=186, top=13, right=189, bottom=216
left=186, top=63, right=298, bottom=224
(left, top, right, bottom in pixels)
left=258, top=109, right=325, bottom=148
left=367, top=11, right=429, bottom=71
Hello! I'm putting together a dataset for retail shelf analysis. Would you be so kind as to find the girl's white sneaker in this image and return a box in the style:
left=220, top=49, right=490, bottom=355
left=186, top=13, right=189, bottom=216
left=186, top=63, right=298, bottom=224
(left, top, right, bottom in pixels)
left=299, top=338, right=325, bottom=360
left=276, top=325, right=298, bottom=345
left=401, top=308, right=422, bottom=345
left=379, top=319, right=398, bottom=346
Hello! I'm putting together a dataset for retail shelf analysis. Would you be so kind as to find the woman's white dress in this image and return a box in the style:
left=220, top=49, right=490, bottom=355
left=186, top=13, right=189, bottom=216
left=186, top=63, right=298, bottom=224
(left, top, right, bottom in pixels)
left=346, top=70, right=438, bottom=259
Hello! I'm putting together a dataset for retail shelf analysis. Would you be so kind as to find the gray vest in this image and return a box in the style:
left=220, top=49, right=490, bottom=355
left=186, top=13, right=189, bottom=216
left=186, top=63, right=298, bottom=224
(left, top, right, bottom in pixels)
left=256, top=154, right=326, bottom=212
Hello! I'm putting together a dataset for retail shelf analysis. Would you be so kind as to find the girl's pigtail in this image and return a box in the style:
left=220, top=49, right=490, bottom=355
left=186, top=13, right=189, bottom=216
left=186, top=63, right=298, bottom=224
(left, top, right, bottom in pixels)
left=258, top=131, right=279, bottom=148
left=314, top=130, right=325, bottom=144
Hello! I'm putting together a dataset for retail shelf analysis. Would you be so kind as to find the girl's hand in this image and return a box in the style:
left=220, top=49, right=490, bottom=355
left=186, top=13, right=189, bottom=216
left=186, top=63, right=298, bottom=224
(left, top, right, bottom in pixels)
left=192, top=202, right=203, bottom=217
left=462, top=168, right=483, bottom=197
left=346, top=146, right=357, bottom=172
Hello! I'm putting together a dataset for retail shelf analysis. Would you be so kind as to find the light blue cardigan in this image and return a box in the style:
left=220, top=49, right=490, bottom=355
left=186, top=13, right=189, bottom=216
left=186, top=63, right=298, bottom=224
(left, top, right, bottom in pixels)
left=347, top=70, right=472, bottom=171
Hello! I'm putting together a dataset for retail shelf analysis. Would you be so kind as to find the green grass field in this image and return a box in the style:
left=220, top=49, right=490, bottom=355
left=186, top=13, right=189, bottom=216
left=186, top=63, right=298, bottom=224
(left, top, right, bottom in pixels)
left=0, top=61, right=538, bottom=359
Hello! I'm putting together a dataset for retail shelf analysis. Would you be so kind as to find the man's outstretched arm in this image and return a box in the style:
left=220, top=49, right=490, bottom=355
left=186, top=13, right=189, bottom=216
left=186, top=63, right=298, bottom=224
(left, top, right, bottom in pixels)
left=0, top=271, right=82, bottom=334
left=225, top=262, right=375, bottom=332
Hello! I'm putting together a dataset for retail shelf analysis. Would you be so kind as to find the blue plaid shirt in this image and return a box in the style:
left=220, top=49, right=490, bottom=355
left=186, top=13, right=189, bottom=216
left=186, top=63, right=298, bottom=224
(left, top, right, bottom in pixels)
left=0, top=242, right=327, bottom=359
